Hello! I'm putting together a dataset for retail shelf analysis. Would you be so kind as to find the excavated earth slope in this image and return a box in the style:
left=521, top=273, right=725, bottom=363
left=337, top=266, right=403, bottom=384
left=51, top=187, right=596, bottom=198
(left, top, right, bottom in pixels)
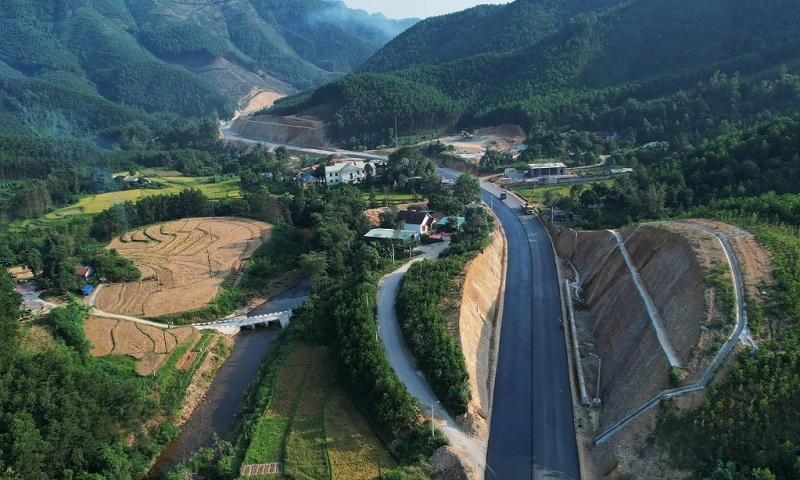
left=454, top=223, right=506, bottom=438
left=230, top=114, right=331, bottom=147
left=553, top=223, right=728, bottom=430
left=546, top=219, right=774, bottom=478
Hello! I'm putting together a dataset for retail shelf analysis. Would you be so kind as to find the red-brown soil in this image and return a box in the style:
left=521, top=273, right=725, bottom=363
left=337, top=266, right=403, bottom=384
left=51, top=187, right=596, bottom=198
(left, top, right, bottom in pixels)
left=547, top=219, right=773, bottom=479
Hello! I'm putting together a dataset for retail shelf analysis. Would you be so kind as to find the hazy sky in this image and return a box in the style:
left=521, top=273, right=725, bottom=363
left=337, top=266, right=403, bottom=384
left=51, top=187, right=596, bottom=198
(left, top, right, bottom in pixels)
left=341, top=1, right=509, bottom=19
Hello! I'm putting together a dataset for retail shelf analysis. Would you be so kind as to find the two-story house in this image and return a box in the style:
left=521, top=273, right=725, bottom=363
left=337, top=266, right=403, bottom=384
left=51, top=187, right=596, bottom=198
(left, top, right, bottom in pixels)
left=325, top=159, right=384, bottom=186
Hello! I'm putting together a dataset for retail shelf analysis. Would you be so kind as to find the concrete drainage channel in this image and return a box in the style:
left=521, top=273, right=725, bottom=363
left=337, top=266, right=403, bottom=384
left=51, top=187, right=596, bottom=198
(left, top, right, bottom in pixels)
left=581, top=223, right=750, bottom=445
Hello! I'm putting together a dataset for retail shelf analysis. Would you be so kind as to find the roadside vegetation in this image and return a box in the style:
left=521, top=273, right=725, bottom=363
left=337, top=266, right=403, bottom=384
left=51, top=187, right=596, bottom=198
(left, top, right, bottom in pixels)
left=396, top=256, right=473, bottom=415
left=395, top=205, right=494, bottom=416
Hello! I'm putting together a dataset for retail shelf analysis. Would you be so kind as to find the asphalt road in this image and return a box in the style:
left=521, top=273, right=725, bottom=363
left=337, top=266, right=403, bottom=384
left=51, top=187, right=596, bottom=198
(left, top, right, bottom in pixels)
left=480, top=188, right=580, bottom=480
left=216, top=123, right=584, bottom=477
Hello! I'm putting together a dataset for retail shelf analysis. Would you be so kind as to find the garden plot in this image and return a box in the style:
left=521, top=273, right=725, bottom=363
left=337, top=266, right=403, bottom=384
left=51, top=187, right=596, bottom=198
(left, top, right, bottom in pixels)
left=95, top=217, right=270, bottom=317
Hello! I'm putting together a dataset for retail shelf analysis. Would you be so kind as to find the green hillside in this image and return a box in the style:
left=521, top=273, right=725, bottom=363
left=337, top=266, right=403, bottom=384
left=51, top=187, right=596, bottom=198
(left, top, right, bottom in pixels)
left=270, top=0, right=800, bottom=148
left=0, top=0, right=415, bottom=139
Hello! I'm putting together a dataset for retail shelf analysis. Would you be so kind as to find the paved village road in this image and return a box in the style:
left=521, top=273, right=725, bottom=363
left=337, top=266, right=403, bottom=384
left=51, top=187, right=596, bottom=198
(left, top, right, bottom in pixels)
left=377, top=239, right=488, bottom=472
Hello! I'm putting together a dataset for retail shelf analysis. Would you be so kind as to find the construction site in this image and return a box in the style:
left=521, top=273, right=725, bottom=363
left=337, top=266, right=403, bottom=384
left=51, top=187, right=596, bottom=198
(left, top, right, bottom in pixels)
left=545, top=219, right=771, bottom=478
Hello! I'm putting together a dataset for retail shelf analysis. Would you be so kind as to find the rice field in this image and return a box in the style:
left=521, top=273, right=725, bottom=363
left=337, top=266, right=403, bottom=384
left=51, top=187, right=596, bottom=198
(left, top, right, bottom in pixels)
left=94, top=217, right=270, bottom=317
left=241, top=345, right=396, bottom=479
left=46, top=176, right=241, bottom=218
left=83, top=317, right=198, bottom=376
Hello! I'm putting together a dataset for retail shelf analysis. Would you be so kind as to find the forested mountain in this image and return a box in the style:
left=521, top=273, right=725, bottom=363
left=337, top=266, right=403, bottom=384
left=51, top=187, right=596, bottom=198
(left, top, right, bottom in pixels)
left=0, top=0, right=414, bottom=138
left=269, top=0, right=800, bottom=148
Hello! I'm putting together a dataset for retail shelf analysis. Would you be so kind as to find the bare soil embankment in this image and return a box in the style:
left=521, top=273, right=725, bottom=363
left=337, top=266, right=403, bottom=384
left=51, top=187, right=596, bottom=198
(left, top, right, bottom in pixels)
left=230, top=114, right=331, bottom=147
left=460, top=226, right=506, bottom=437
left=554, top=224, right=730, bottom=428
left=546, top=218, right=776, bottom=478
left=442, top=222, right=507, bottom=441
left=547, top=220, right=763, bottom=478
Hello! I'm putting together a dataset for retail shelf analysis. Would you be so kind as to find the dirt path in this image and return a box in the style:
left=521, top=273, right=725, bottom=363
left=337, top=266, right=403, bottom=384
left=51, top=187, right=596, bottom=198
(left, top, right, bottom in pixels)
left=376, top=240, right=488, bottom=476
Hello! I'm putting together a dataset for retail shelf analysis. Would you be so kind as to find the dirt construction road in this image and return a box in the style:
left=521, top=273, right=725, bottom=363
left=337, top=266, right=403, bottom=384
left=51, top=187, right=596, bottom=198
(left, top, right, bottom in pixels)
left=377, top=239, right=488, bottom=474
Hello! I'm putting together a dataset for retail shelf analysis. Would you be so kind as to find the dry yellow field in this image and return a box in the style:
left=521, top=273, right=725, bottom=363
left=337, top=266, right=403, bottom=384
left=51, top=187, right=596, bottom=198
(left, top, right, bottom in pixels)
left=84, top=317, right=198, bottom=376
left=95, top=217, right=270, bottom=317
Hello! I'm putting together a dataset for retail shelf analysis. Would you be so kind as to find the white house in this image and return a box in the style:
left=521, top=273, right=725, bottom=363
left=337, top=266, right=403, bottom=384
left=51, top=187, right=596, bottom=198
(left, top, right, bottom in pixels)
left=396, top=210, right=436, bottom=235
left=325, top=159, right=382, bottom=186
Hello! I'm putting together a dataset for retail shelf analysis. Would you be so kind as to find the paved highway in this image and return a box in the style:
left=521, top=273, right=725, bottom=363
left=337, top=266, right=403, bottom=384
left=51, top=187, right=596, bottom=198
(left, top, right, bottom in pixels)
left=482, top=189, right=579, bottom=480
left=217, top=118, right=583, bottom=478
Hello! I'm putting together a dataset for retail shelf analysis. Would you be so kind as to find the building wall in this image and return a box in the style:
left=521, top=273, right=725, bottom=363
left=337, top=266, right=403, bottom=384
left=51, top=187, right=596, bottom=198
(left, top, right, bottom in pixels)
left=325, top=166, right=364, bottom=185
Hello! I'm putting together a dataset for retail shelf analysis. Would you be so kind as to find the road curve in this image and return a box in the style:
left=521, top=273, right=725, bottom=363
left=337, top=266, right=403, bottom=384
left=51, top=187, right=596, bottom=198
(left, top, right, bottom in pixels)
left=376, top=240, right=488, bottom=470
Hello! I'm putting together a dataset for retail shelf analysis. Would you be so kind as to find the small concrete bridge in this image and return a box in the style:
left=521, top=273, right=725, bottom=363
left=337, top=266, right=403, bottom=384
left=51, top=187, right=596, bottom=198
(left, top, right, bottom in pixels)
left=194, top=309, right=293, bottom=333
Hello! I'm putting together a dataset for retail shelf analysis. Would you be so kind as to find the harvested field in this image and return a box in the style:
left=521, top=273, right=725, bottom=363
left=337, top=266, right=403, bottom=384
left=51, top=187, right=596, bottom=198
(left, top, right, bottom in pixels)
left=84, top=317, right=198, bottom=376
left=95, top=217, right=270, bottom=317
left=112, top=321, right=153, bottom=360
left=325, top=388, right=397, bottom=480
left=85, top=317, right=118, bottom=356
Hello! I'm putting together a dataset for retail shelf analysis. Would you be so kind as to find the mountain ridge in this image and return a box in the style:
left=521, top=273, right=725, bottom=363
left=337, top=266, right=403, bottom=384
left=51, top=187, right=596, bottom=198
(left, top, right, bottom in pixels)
left=269, top=0, right=800, bottom=150
left=0, top=0, right=416, bottom=138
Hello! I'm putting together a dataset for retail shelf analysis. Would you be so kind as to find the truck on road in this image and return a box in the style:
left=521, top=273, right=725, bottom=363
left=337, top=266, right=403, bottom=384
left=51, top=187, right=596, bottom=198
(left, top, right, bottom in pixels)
left=520, top=203, right=534, bottom=214
left=519, top=189, right=534, bottom=214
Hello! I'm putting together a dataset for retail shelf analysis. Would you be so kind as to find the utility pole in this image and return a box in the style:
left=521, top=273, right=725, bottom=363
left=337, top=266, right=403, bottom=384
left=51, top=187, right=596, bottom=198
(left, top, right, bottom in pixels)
left=207, top=249, right=213, bottom=278
left=431, top=400, right=440, bottom=439
left=394, top=115, right=398, bottom=148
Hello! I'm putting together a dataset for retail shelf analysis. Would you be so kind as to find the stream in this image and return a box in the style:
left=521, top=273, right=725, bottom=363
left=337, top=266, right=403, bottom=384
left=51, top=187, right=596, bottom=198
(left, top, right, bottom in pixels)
left=148, top=328, right=280, bottom=477
left=148, top=282, right=310, bottom=478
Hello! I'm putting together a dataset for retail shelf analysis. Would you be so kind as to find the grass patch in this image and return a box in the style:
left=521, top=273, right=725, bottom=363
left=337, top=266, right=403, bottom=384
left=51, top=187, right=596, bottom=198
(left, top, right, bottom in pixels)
left=515, top=180, right=613, bottom=205
left=284, top=416, right=330, bottom=480
left=192, top=333, right=213, bottom=352
left=363, top=192, right=424, bottom=206
left=515, top=185, right=570, bottom=204
left=243, top=418, right=291, bottom=465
